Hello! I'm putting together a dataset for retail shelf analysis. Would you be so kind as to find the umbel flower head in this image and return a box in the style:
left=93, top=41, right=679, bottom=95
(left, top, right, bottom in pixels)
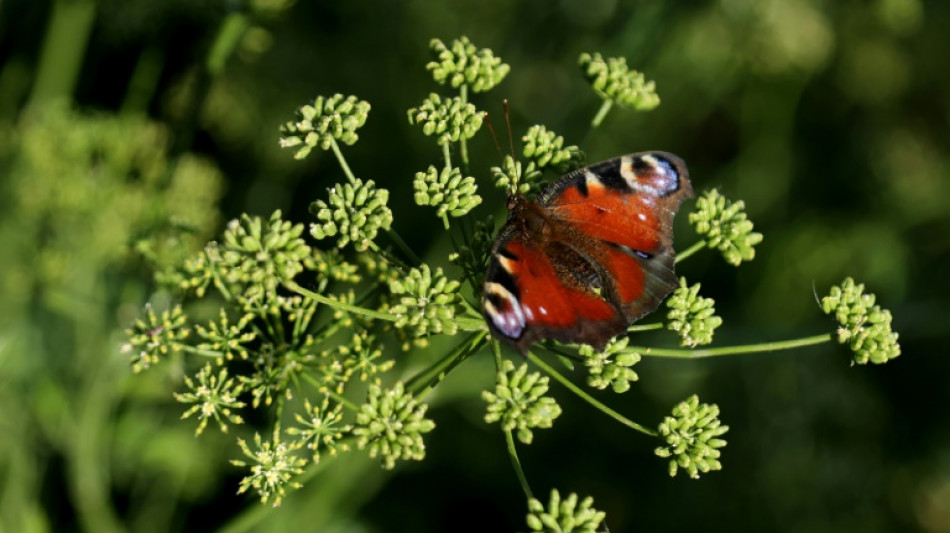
left=123, top=303, right=190, bottom=372
left=174, top=363, right=246, bottom=436
left=578, top=336, right=640, bottom=393
left=407, top=93, right=483, bottom=146
left=388, top=264, right=462, bottom=338
left=426, top=36, right=510, bottom=93
left=666, top=278, right=723, bottom=347
left=483, top=360, right=562, bottom=444
left=491, top=155, right=542, bottom=196
left=287, top=396, right=352, bottom=464
left=525, top=489, right=607, bottom=533
left=689, top=189, right=763, bottom=266
left=219, top=210, right=311, bottom=294
left=231, top=428, right=307, bottom=507
left=279, top=94, right=371, bottom=159
left=353, top=382, right=436, bottom=469
left=521, top=124, right=583, bottom=171
left=822, top=277, right=900, bottom=365
left=578, top=52, right=660, bottom=111
left=413, top=165, right=482, bottom=227
left=309, top=178, right=393, bottom=252
left=655, top=395, right=729, bottom=479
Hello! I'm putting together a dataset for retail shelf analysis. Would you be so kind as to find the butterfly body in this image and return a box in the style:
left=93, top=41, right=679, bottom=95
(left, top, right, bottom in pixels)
left=482, top=152, right=692, bottom=354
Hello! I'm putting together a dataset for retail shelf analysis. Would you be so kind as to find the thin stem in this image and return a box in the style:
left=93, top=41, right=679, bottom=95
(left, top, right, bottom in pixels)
left=675, top=240, right=707, bottom=264
left=405, top=331, right=488, bottom=397
left=526, top=351, right=657, bottom=437
left=329, top=137, right=358, bottom=185
left=627, top=322, right=663, bottom=333
left=284, top=280, right=397, bottom=322
left=459, top=84, right=470, bottom=171
left=442, top=142, right=453, bottom=170
left=384, top=228, right=423, bottom=266
left=634, top=333, right=833, bottom=358
left=590, top=99, right=614, bottom=129
left=505, top=428, right=534, bottom=500
left=180, top=345, right=226, bottom=358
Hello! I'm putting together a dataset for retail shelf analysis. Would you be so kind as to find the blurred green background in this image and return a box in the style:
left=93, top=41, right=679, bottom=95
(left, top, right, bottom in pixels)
left=1, top=0, right=948, bottom=531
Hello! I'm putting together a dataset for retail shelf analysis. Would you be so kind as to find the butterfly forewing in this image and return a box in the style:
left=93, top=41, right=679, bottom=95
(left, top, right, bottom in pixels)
left=483, top=151, right=693, bottom=353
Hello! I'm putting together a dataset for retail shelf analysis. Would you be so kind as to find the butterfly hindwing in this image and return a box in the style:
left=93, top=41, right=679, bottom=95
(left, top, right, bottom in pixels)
left=483, top=151, right=693, bottom=353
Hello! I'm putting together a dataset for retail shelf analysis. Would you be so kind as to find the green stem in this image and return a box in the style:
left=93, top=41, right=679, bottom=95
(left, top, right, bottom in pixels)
left=405, top=331, right=488, bottom=397
left=526, top=351, right=657, bottom=437
left=590, top=99, right=614, bottom=129
left=206, top=12, right=249, bottom=75
left=180, top=345, right=227, bottom=358
left=628, top=322, right=663, bottom=333
left=28, top=0, right=96, bottom=107
left=284, top=280, right=397, bottom=322
left=384, top=228, right=423, bottom=266
left=459, top=84, right=470, bottom=170
left=505, top=428, right=534, bottom=500
left=329, top=137, right=358, bottom=185
left=675, top=240, right=707, bottom=264
left=442, top=142, right=453, bottom=170
left=634, top=333, right=833, bottom=358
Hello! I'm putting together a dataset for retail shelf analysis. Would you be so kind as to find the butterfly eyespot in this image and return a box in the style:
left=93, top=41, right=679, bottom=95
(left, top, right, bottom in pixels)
left=483, top=151, right=693, bottom=353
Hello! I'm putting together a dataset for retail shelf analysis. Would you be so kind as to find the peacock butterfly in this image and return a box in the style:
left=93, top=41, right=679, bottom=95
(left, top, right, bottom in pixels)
left=482, top=152, right=692, bottom=354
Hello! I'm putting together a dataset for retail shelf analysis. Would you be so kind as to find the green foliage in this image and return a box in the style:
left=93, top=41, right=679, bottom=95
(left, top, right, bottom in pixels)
left=279, top=94, right=371, bottom=159
left=822, top=278, right=901, bottom=365
left=689, top=189, right=763, bottom=266
left=353, top=382, right=436, bottom=469
left=579, top=52, right=660, bottom=111
left=525, top=489, right=606, bottom=533
left=483, top=361, right=563, bottom=444
left=655, top=395, right=729, bottom=479
left=665, top=278, right=723, bottom=347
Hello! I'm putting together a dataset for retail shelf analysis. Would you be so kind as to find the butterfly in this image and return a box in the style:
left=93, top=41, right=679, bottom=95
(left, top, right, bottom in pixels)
left=482, top=152, right=693, bottom=354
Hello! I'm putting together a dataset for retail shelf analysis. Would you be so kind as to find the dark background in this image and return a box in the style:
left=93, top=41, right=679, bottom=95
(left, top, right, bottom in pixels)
left=1, top=0, right=948, bottom=532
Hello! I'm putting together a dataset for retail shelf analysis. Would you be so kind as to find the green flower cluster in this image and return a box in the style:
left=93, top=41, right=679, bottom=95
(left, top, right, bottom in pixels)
left=305, top=248, right=361, bottom=284
left=413, top=165, right=482, bottom=226
left=655, top=395, right=729, bottom=479
left=491, top=155, right=542, bottom=196
left=287, top=396, right=352, bottom=464
left=219, top=210, right=311, bottom=294
left=822, top=278, right=901, bottom=365
left=232, top=429, right=307, bottom=507
left=525, top=489, right=606, bottom=533
left=194, top=309, right=256, bottom=361
left=353, top=382, right=436, bottom=469
left=521, top=125, right=583, bottom=171
left=689, top=189, right=763, bottom=266
left=388, top=264, right=462, bottom=337
left=665, top=278, right=723, bottom=347
left=483, top=361, right=562, bottom=444
left=407, top=93, right=483, bottom=146
left=174, top=363, right=246, bottom=436
left=310, top=178, right=393, bottom=252
left=123, top=304, right=190, bottom=372
left=578, top=337, right=640, bottom=393
left=426, top=36, right=510, bottom=93
left=279, top=94, right=371, bottom=159
left=578, top=52, right=660, bottom=110
left=319, top=330, right=394, bottom=390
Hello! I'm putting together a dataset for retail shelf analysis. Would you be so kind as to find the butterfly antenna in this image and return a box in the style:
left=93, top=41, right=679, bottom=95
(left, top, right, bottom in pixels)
left=503, top=99, right=516, bottom=160
left=483, top=111, right=505, bottom=162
